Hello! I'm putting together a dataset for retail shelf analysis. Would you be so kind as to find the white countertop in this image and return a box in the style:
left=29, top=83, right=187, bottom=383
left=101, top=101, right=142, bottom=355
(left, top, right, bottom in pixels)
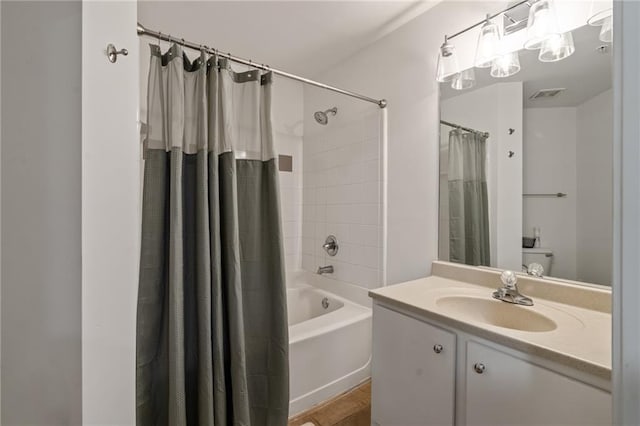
left=369, top=262, right=612, bottom=381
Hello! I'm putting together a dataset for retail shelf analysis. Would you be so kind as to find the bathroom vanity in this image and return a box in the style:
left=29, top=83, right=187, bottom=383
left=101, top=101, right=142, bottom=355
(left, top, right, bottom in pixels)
left=369, top=261, right=611, bottom=426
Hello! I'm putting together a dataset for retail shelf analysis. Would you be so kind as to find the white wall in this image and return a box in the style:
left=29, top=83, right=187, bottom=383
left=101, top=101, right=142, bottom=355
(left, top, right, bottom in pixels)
left=82, top=1, right=139, bottom=424
left=576, top=89, right=613, bottom=285
left=301, top=93, right=383, bottom=289
left=523, top=107, right=578, bottom=281
left=613, top=2, right=640, bottom=422
left=1, top=1, right=82, bottom=424
left=272, top=78, right=305, bottom=273
left=495, top=84, right=525, bottom=271
left=441, top=83, right=523, bottom=271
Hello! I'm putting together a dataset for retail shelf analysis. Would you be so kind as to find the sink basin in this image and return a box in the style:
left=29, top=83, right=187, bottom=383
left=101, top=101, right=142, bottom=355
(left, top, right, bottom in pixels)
left=436, top=296, right=557, bottom=332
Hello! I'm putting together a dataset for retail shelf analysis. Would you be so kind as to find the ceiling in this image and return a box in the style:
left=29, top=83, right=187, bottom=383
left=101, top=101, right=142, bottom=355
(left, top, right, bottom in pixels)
left=138, top=1, right=439, bottom=78
left=441, top=24, right=613, bottom=108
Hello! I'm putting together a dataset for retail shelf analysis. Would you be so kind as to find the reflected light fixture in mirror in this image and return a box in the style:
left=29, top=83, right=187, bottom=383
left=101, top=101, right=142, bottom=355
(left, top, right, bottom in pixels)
left=490, top=50, right=521, bottom=78
left=474, top=15, right=501, bottom=68
left=451, top=68, right=476, bottom=90
left=587, top=1, right=611, bottom=26
left=524, top=0, right=560, bottom=50
left=539, top=32, right=575, bottom=62
left=436, top=35, right=460, bottom=82
left=599, top=16, right=612, bottom=43
left=587, top=1, right=613, bottom=43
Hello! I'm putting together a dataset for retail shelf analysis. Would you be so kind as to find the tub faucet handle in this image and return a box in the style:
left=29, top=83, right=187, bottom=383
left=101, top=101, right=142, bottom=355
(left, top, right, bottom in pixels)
left=322, top=235, right=339, bottom=256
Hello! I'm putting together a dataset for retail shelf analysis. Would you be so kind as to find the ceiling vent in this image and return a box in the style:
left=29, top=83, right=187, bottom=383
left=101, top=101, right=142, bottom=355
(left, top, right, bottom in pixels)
left=529, top=88, right=566, bottom=100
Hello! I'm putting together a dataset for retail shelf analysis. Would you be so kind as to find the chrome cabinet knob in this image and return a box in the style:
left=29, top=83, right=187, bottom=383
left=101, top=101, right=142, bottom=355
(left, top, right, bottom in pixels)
left=474, top=363, right=486, bottom=374
left=433, top=344, right=443, bottom=354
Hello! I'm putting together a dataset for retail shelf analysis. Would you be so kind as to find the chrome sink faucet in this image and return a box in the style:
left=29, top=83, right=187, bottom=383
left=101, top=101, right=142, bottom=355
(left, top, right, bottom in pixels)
left=317, top=265, right=334, bottom=275
left=492, top=271, right=533, bottom=306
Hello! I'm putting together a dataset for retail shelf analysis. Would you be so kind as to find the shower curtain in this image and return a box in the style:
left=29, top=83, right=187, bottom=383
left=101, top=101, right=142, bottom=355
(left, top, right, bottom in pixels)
left=136, top=44, right=288, bottom=426
left=448, top=129, right=491, bottom=266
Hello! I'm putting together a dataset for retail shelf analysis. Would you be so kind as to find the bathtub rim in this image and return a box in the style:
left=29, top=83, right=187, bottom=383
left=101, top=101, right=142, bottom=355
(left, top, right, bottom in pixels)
left=288, top=284, right=371, bottom=345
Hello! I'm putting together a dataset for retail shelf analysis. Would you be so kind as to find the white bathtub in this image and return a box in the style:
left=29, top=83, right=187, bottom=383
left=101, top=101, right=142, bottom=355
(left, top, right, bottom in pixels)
left=287, top=274, right=372, bottom=416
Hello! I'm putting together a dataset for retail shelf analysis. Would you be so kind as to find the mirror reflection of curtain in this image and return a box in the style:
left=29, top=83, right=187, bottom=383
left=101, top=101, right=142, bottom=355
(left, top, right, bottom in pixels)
left=448, top=130, right=491, bottom=266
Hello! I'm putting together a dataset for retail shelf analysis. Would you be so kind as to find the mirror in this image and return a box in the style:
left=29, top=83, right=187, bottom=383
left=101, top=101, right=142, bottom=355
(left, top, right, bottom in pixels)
left=438, top=24, right=613, bottom=286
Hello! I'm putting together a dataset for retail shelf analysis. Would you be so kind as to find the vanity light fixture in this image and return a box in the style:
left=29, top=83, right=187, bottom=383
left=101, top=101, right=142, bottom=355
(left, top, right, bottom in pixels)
left=451, top=68, right=476, bottom=90
left=538, top=31, right=575, bottom=62
left=435, top=0, right=586, bottom=83
left=524, top=0, right=560, bottom=50
left=436, top=35, right=460, bottom=83
left=490, top=50, right=521, bottom=78
left=474, top=15, right=502, bottom=68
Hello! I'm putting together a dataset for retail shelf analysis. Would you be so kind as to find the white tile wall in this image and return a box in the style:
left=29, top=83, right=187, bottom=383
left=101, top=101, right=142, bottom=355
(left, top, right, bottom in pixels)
left=273, top=77, right=304, bottom=272
left=301, top=102, right=383, bottom=289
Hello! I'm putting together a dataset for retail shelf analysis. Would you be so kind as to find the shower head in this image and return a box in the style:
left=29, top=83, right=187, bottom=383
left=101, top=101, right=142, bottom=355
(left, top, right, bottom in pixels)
left=314, top=107, right=338, bottom=125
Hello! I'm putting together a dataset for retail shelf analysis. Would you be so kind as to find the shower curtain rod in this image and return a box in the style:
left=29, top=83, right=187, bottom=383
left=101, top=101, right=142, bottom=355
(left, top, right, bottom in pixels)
left=440, top=120, right=490, bottom=138
left=136, top=23, right=387, bottom=109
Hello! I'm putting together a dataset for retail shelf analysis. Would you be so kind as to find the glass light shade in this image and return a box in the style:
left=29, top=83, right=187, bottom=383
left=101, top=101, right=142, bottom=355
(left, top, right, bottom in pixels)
left=599, top=15, right=612, bottom=43
left=474, top=19, right=501, bottom=68
left=524, top=0, right=560, bottom=50
left=436, top=38, right=460, bottom=82
left=490, top=51, right=521, bottom=78
left=538, top=32, right=575, bottom=62
left=587, top=1, right=612, bottom=26
left=451, top=68, right=475, bottom=90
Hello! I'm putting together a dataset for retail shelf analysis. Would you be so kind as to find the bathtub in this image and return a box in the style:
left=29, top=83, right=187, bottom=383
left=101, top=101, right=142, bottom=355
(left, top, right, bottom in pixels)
left=287, top=274, right=372, bottom=416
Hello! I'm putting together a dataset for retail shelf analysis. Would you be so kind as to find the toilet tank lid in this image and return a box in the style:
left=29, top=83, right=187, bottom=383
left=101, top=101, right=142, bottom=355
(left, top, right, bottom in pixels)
left=523, top=247, right=553, bottom=255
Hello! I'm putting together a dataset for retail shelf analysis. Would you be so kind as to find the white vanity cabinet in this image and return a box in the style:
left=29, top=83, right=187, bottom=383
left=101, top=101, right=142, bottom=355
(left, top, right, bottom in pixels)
left=371, top=304, right=456, bottom=426
left=465, top=341, right=611, bottom=426
left=371, top=302, right=612, bottom=426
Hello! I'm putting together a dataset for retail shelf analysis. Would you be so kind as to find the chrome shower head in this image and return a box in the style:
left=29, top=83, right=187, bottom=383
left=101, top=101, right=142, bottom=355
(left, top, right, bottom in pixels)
left=314, top=107, right=338, bottom=125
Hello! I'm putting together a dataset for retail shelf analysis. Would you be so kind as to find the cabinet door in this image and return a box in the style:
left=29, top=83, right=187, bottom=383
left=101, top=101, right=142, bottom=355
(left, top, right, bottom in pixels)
left=371, top=304, right=456, bottom=426
left=465, top=341, right=611, bottom=426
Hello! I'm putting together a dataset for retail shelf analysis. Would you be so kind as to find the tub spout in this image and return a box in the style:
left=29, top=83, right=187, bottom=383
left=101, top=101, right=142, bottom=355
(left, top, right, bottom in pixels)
left=317, top=265, right=334, bottom=275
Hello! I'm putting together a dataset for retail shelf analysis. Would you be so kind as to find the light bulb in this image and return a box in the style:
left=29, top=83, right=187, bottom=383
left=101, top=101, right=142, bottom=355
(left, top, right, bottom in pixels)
left=539, top=32, right=575, bottom=62
left=599, top=15, right=612, bottom=43
left=436, top=36, right=460, bottom=82
left=491, top=51, right=521, bottom=78
left=587, top=1, right=612, bottom=26
left=475, top=17, right=502, bottom=68
left=451, top=68, right=475, bottom=90
left=524, top=0, right=560, bottom=50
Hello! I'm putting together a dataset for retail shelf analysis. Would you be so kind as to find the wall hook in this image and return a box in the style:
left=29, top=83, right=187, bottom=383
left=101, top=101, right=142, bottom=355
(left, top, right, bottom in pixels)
left=508, top=150, right=515, bottom=158
left=508, top=128, right=516, bottom=135
left=107, top=44, right=128, bottom=63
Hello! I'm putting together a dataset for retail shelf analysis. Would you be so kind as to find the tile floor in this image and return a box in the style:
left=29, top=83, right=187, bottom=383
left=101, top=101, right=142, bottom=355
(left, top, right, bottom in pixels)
left=288, top=380, right=371, bottom=426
